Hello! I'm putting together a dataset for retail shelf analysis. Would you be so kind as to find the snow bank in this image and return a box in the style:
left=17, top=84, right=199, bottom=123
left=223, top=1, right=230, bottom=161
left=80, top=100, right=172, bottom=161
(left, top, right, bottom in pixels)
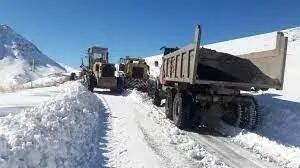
left=130, top=90, right=229, bottom=168
left=231, top=131, right=300, bottom=168
left=21, top=74, right=68, bottom=89
left=0, top=82, right=104, bottom=167
left=144, top=54, right=163, bottom=78
left=0, top=74, right=69, bottom=93
left=215, top=121, right=300, bottom=168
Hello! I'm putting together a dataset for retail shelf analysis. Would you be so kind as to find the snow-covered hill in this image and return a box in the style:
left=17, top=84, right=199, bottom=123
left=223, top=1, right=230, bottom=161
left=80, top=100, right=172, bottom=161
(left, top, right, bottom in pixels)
left=0, top=24, right=66, bottom=86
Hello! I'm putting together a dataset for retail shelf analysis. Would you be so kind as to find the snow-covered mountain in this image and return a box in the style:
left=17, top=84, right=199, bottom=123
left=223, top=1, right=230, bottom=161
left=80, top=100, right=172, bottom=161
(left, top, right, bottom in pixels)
left=0, top=24, right=66, bottom=86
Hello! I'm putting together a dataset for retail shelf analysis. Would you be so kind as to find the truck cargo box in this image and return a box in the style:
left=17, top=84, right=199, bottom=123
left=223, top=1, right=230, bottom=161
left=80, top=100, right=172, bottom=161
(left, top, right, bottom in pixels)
left=162, top=25, right=288, bottom=90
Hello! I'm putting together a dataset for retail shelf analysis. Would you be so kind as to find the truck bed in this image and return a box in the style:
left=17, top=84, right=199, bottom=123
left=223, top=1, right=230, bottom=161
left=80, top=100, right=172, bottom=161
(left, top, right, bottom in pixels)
left=162, top=27, right=288, bottom=90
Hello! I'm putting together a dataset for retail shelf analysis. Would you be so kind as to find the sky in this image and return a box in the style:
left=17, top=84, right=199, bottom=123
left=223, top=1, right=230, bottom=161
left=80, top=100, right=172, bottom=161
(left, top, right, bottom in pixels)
left=0, top=0, right=300, bottom=68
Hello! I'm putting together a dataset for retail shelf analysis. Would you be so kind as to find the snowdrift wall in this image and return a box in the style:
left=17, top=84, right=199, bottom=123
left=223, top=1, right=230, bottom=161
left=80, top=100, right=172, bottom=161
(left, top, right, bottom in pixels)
left=0, top=82, right=105, bottom=167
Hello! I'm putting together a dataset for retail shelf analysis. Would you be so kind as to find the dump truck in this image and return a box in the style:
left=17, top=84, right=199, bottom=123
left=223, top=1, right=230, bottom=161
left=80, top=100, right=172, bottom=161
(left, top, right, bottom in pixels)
left=152, top=25, right=288, bottom=130
left=119, top=56, right=150, bottom=90
left=81, top=46, right=124, bottom=93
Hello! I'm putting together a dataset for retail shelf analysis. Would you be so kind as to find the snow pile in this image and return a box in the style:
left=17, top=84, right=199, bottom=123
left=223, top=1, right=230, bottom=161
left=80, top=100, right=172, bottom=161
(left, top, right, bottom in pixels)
left=0, top=82, right=104, bottom=167
left=214, top=121, right=300, bottom=168
left=0, top=74, right=69, bottom=92
left=144, top=54, right=163, bottom=78
left=21, top=74, right=68, bottom=89
left=130, top=90, right=229, bottom=168
left=231, top=131, right=300, bottom=168
left=0, top=24, right=65, bottom=86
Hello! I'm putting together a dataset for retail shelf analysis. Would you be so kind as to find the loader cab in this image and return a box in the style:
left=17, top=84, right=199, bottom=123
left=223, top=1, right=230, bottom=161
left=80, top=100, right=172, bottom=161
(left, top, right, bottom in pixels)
left=129, top=59, right=149, bottom=80
left=160, top=46, right=179, bottom=55
left=88, top=46, right=109, bottom=66
left=119, top=57, right=150, bottom=80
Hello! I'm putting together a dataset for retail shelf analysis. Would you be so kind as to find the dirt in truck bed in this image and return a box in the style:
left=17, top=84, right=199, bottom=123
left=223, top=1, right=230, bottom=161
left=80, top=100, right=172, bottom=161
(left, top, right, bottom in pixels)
left=197, top=48, right=280, bottom=86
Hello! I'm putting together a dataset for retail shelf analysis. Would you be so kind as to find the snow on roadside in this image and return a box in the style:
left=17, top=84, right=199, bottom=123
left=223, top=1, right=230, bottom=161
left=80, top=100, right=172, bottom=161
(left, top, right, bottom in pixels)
left=130, top=90, right=230, bottom=168
left=215, top=121, right=300, bottom=168
left=21, top=74, right=68, bottom=88
left=230, top=131, right=300, bottom=168
left=0, top=74, right=69, bottom=92
left=0, top=82, right=104, bottom=167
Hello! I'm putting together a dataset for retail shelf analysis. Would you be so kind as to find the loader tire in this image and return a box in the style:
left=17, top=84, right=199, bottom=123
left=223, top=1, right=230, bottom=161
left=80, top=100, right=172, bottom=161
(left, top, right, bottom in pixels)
left=165, top=89, right=174, bottom=120
left=116, top=78, right=124, bottom=94
left=88, top=75, right=96, bottom=92
left=153, top=90, right=161, bottom=106
left=173, top=91, right=193, bottom=129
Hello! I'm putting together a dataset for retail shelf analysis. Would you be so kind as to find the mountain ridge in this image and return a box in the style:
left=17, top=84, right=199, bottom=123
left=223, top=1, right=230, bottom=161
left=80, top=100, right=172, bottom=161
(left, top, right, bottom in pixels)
left=0, top=24, right=66, bottom=86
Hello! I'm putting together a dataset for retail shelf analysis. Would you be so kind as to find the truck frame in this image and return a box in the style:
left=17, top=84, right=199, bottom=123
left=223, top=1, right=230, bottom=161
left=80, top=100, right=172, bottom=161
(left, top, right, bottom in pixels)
left=155, top=25, right=288, bottom=130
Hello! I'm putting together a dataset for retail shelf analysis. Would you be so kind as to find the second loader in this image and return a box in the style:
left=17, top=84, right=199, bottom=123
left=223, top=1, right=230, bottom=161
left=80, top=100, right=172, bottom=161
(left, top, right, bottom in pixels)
left=119, top=56, right=150, bottom=91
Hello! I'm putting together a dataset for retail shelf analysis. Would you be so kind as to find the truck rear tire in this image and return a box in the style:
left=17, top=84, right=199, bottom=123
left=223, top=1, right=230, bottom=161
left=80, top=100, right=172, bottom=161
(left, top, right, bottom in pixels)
left=165, top=89, right=174, bottom=119
left=239, top=96, right=260, bottom=130
left=173, top=91, right=193, bottom=129
left=222, top=96, right=260, bottom=130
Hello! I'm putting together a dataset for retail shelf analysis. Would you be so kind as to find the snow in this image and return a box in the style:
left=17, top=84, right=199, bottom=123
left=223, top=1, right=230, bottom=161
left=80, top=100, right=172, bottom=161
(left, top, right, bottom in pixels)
left=0, top=74, right=69, bottom=92
left=21, top=74, right=68, bottom=89
left=0, top=24, right=65, bottom=86
left=144, top=54, right=163, bottom=78
left=0, top=85, right=61, bottom=116
left=96, top=89, right=230, bottom=168
left=0, top=82, right=105, bottom=167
